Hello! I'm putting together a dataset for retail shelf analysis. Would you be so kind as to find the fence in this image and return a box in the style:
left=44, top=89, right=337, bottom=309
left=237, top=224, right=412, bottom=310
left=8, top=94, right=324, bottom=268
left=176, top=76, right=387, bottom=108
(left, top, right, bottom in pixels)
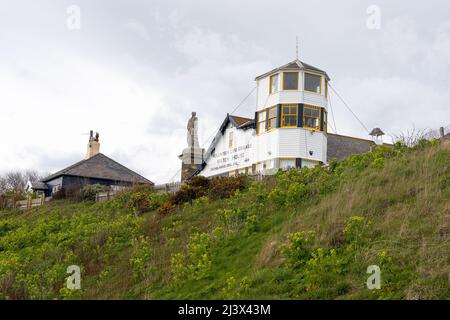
left=95, top=191, right=120, bottom=203
left=15, top=194, right=50, bottom=210
left=152, top=181, right=182, bottom=193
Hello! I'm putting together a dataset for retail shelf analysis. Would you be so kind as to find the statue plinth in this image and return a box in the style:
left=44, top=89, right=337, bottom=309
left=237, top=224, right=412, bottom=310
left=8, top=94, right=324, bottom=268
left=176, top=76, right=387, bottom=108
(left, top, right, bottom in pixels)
left=179, top=147, right=204, bottom=165
left=179, top=147, right=204, bottom=182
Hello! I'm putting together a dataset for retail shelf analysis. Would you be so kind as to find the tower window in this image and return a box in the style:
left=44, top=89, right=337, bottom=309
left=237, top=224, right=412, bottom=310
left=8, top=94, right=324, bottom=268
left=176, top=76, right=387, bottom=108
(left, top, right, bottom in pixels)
left=281, top=104, right=298, bottom=127
left=257, top=110, right=267, bottom=134
left=269, top=74, right=279, bottom=94
left=283, top=72, right=298, bottom=90
left=267, top=106, right=277, bottom=130
left=304, top=73, right=322, bottom=94
left=303, top=105, right=321, bottom=130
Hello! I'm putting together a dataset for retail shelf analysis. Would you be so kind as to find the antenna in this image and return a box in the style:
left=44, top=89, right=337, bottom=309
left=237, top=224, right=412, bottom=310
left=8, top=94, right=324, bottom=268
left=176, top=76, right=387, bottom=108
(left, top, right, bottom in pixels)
left=295, top=36, right=299, bottom=60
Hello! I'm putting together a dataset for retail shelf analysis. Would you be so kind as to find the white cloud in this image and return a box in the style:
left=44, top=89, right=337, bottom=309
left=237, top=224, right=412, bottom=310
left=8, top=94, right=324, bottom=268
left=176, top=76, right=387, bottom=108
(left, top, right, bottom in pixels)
left=125, top=19, right=150, bottom=41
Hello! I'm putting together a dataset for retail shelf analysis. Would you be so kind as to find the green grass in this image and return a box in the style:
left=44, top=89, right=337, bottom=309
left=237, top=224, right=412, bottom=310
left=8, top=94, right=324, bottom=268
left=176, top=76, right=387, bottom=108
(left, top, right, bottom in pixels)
left=0, top=142, right=449, bottom=300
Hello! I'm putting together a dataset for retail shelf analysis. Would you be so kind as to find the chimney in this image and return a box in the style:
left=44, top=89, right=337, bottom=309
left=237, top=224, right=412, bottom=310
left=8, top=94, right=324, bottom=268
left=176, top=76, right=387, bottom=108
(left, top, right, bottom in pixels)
left=85, top=130, right=100, bottom=159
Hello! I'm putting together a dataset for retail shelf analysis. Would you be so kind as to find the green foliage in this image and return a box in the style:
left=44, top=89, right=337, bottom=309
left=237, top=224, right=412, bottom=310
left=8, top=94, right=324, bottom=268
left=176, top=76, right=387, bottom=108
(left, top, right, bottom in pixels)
left=130, top=236, right=153, bottom=282
left=281, top=231, right=315, bottom=268
left=115, top=187, right=168, bottom=215
left=343, top=216, right=372, bottom=247
left=170, top=232, right=212, bottom=284
left=221, top=276, right=250, bottom=299
left=0, top=142, right=448, bottom=300
left=79, top=184, right=108, bottom=202
left=300, top=248, right=347, bottom=297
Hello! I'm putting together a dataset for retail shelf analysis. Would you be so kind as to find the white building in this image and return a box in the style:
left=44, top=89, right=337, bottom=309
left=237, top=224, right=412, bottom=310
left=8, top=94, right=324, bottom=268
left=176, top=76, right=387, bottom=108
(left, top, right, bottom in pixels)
left=197, top=59, right=377, bottom=178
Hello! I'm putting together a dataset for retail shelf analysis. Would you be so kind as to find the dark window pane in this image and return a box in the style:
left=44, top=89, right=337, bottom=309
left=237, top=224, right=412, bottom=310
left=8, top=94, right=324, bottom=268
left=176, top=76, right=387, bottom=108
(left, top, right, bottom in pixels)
left=289, top=106, right=297, bottom=114
left=283, top=72, right=298, bottom=90
left=305, top=73, right=322, bottom=93
left=304, top=108, right=311, bottom=116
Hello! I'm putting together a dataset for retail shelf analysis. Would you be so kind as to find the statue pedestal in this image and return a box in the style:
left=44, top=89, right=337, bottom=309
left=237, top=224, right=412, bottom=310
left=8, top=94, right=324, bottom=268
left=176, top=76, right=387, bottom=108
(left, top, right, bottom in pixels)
left=179, top=147, right=204, bottom=182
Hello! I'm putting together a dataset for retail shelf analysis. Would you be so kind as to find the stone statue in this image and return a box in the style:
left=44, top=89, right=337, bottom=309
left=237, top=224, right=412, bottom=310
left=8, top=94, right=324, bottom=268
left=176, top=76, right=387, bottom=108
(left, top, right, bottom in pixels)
left=180, top=111, right=204, bottom=182
left=187, top=112, right=199, bottom=148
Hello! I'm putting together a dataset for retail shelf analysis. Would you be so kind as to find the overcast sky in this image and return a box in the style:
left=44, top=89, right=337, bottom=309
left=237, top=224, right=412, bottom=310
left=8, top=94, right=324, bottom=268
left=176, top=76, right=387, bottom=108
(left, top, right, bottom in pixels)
left=1, top=0, right=449, bottom=183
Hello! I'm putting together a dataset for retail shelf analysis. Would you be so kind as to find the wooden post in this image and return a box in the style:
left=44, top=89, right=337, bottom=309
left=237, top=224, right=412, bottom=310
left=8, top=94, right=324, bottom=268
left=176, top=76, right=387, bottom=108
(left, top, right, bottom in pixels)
left=27, top=195, right=31, bottom=209
left=439, top=127, right=445, bottom=143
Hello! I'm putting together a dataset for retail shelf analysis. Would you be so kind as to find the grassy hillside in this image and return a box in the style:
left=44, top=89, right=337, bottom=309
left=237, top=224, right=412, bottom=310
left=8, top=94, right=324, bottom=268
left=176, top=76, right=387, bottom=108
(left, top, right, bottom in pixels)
left=0, top=142, right=449, bottom=300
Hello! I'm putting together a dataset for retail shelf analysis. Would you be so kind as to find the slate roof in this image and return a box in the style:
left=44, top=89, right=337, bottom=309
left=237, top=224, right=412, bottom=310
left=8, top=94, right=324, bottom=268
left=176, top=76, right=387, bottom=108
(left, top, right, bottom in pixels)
left=29, top=181, right=49, bottom=190
left=327, top=133, right=374, bottom=162
left=255, top=59, right=330, bottom=81
left=42, top=153, right=153, bottom=185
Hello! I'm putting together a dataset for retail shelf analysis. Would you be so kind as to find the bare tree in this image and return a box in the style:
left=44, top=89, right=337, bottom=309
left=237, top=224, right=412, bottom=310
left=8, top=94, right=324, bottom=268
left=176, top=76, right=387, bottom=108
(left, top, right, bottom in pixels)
left=0, top=170, right=45, bottom=195
left=393, top=126, right=429, bottom=147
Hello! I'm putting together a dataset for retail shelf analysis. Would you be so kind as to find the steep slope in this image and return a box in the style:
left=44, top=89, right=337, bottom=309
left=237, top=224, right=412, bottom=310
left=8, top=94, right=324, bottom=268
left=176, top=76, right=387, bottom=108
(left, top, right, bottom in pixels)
left=0, top=143, right=449, bottom=299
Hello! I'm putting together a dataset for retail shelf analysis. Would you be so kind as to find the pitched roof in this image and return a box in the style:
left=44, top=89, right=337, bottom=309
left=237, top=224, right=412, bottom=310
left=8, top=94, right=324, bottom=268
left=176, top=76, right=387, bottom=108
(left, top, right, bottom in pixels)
left=29, top=181, right=49, bottom=190
left=327, top=133, right=374, bottom=161
left=230, top=115, right=254, bottom=127
left=42, top=153, right=153, bottom=185
left=255, top=59, right=330, bottom=81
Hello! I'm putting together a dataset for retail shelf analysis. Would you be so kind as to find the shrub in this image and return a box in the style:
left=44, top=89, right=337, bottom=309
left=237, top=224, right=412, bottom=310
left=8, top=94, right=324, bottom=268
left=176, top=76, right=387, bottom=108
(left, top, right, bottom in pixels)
left=163, top=175, right=249, bottom=214
left=130, top=236, right=153, bottom=281
left=343, top=216, right=372, bottom=247
left=208, top=175, right=249, bottom=200
left=301, top=248, right=346, bottom=296
left=281, top=231, right=315, bottom=268
left=221, top=276, right=250, bottom=299
left=118, top=187, right=167, bottom=215
left=170, top=232, right=212, bottom=284
left=157, top=202, right=177, bottom=216
left=80, top=184, right=108, bottom=202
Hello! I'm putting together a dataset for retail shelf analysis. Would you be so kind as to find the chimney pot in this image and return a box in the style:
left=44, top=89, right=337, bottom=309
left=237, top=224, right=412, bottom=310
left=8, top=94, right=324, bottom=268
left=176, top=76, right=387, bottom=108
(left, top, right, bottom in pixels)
left=85, top=130, right=100, bottom=159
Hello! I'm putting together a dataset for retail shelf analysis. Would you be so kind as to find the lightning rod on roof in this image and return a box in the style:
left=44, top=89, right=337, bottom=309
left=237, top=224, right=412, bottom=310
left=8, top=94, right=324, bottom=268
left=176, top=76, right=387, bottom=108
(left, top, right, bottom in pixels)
left=295, top=36, right=299, bottom=60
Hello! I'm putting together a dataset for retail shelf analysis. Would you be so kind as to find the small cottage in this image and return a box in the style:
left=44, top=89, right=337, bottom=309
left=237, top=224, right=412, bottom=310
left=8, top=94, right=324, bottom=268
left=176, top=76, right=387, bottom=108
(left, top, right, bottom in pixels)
left=31, top=131, right=153, bottom=196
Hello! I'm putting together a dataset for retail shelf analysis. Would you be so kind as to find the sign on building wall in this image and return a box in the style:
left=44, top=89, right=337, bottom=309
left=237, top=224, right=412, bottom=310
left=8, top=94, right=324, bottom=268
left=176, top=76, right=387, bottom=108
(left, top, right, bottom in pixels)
left=208, top=143, right=253, bottom=173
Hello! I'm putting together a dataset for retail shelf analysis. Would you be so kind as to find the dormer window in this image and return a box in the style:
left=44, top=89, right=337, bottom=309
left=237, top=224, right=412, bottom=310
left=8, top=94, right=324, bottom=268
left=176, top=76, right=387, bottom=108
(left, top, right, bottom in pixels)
left=269, top=74, right=279, bottom=94
left=304, top=73, right=322, bottom=94
left=282, top=72, right=298, bottom=90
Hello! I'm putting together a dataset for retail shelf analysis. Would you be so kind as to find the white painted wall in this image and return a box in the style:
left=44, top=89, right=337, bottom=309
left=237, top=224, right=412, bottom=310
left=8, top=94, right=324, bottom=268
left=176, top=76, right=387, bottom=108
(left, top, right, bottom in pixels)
left=200, top=125, right=327, bottom=177
left=201, top=122, right=255, bottom=177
